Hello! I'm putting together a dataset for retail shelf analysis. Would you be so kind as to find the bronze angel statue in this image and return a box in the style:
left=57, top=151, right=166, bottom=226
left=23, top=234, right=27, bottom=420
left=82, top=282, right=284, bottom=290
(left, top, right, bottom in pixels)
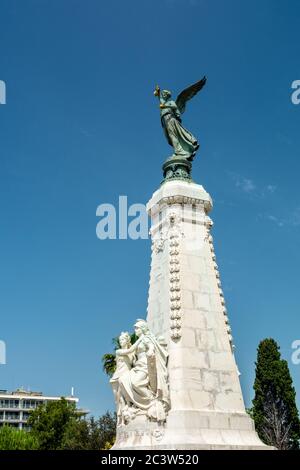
left=154, top=77, right=207, bottom=161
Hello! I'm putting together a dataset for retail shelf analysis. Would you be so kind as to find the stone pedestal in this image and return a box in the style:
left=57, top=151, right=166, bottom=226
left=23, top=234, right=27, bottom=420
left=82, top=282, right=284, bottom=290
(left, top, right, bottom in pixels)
left=114, top=179, right=272, bottom=450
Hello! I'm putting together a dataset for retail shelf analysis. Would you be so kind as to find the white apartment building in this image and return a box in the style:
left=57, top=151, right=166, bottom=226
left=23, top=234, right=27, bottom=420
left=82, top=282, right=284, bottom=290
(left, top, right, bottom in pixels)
left=0, top=388, right=85, bottom=430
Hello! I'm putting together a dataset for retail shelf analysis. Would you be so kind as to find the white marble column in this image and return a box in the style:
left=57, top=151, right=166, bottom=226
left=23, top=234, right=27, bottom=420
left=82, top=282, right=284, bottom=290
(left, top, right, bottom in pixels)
left=144, top=180, right=271, bottom=449
left=113, top=179, right=272, bottom=450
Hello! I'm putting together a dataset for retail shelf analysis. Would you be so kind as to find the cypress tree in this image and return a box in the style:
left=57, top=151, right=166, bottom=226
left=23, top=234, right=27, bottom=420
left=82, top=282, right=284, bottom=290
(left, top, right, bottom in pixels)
left=252, top=338, right=300, bottom=449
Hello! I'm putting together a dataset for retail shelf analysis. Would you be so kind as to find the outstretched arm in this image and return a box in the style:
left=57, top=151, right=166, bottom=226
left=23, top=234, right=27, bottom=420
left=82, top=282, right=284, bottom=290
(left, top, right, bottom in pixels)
left=116, top=337, right=142, bottom=356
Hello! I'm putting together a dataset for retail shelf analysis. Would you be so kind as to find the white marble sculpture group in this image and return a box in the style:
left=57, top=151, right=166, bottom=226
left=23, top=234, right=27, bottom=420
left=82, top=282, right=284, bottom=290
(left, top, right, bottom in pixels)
left=110, top=320, right=170, bottom=427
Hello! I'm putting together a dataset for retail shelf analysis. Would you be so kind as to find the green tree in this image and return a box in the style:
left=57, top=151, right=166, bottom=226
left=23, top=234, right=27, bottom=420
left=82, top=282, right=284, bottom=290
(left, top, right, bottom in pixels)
left=60, top=418, right=90, bottom=450
left=96, top=411, right=116, bottom=449
left=252, top=338, right=300, bottom=449
left=102, top=353, right=117, bottom=378
left=61, top=412, right=116, bottom=450
left=28, top=397, right=78, bottom=450
left=0, top=426, right=38, bottom=450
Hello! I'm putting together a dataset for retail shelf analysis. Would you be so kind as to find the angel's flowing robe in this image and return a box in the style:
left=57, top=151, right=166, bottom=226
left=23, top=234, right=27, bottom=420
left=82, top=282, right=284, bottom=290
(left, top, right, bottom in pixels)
left=160, top=100, right=199, bottom=160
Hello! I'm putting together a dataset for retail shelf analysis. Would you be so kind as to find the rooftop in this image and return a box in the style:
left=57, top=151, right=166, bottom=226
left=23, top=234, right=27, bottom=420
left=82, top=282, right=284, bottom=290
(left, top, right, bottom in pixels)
left=0, top=388, right=78, bottom=401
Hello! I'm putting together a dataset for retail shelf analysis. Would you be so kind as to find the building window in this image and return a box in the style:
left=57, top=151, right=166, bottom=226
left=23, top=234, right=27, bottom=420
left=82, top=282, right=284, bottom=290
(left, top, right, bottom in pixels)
left=6, top=412, right=19, bottom=421
left=0, top=399, right=20, bottom=408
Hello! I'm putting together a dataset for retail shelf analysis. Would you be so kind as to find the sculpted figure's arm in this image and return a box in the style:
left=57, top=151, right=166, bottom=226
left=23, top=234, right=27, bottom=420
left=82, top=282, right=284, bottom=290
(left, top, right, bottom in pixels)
left=160, top=100, right=177, bottom=108
left=116, top=337, right=142, bottom=356
left=160, top=102, right=177, bottom=109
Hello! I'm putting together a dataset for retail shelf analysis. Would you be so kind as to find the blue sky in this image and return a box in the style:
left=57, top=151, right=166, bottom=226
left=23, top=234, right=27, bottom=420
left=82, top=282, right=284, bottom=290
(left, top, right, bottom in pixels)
left=0, top=0, right=300, bottom=416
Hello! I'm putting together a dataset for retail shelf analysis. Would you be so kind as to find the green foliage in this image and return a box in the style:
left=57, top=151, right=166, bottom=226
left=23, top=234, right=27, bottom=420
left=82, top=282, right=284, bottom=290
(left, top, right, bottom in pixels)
left=28, top=397, right=78, bottom=450
left=129, top=333, right=138, bottom=346
left=102, top=353, right=117, bottom=378
left=96, top=411, right=116, bottom=450
left=60, top=418, right=90, bottom=450
left=0, top=426, right=38, bottom=450
left=252, top=338, right=300, bottom=449
left=102, top=333, right=137, bottom=377
left=61, top=412, right=116, bottom=450
left=0, top=404, right=116, bottom=451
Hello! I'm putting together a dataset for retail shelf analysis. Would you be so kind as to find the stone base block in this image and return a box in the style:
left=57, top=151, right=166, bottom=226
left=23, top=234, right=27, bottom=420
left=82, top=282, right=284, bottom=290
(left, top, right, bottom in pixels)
left=113, top=411, right=274, bottom=450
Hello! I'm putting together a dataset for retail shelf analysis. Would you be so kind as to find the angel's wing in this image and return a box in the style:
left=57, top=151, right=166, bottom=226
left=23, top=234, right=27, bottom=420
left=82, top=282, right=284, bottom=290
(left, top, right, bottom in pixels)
left=176, top=76, right=207, bottom=114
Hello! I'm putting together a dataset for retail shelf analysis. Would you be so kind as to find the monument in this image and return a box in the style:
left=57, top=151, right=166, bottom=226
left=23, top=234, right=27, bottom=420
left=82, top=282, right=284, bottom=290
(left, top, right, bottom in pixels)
left=110, top=78, right=271, bottom=449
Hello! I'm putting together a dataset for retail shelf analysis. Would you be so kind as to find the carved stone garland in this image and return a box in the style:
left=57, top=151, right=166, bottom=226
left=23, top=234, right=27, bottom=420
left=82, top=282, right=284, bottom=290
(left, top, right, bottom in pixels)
left=150, top=210, right=184, bottom=340
left=205, top=216, right=235, bottom=352
left=168, top=213, right=183, bottom=340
